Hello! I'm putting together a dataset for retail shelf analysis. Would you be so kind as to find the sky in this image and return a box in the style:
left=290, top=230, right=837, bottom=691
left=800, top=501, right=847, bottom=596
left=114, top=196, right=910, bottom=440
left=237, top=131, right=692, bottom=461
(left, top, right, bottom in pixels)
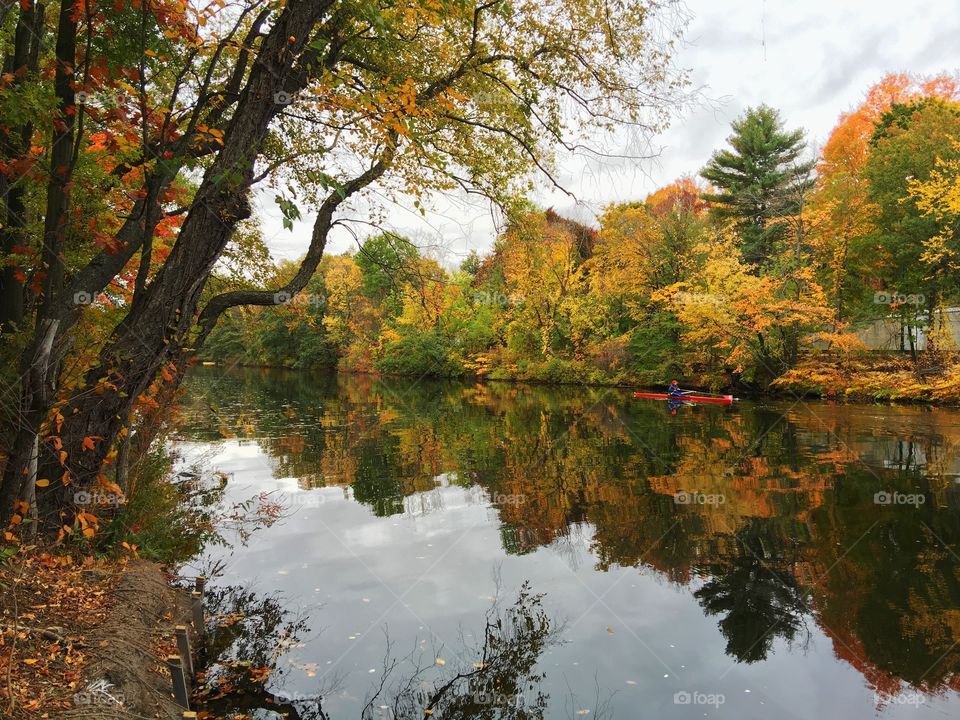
left=255, top=0, right=960, bottom=269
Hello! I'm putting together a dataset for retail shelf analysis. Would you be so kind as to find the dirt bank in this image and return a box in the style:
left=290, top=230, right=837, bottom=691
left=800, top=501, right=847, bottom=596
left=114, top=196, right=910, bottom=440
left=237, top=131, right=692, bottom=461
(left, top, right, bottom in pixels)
left=1, top=555, right=194, bottom=719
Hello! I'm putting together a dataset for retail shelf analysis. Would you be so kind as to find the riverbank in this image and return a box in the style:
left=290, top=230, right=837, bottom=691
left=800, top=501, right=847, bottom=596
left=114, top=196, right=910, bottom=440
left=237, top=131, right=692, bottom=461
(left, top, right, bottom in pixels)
left=772, top=353, right=960, bottom=403
left=0, top=553, right=192, bottom=719
left=200, top=350, right=960, bottom=405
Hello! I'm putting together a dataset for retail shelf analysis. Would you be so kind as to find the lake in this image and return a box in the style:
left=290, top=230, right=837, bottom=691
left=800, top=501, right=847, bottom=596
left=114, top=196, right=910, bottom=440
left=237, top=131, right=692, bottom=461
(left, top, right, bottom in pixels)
left=173, top=367, right=960, bottom=719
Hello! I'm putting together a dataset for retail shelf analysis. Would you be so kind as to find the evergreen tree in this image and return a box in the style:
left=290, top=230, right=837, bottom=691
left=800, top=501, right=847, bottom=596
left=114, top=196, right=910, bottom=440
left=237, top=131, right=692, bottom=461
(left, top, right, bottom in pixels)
left=702, top=105, right=814, bottom=268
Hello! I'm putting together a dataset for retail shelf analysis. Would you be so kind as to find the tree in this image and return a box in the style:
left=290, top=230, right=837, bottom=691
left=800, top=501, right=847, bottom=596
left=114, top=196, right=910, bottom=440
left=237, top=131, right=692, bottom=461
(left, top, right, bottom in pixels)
left=0, top=0, right=690, bottom=528
left=654, top=229, right=830, bottom=384
left=587, top=178, right=709, bottom=379
left=694, top=524, right=809, bottom=664
left=701, top=105, right=814, bottom=269
left=355, top=233, right=421, bottom=317
left=863, top=98, right=960, bottom=351
left=809, top=73, right=960, bottom=328
left=909, top=141, right=960, bottom=237
left=499, top=211, right=589, bottom=360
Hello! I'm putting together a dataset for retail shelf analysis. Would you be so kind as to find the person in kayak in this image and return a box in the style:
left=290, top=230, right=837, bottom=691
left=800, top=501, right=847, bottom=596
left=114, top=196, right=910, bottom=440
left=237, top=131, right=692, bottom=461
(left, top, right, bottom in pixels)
left=667, top=380, right=686, bottom=397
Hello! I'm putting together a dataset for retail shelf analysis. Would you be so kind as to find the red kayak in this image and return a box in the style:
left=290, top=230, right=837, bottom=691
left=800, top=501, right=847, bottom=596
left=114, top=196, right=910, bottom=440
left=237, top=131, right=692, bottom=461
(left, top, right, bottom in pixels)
left=633, top=392, right=734, bottom=404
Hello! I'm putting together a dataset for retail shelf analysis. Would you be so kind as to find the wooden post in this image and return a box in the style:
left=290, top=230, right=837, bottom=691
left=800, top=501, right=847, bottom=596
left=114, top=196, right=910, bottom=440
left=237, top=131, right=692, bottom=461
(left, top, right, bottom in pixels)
left=175, top=625, right=193, bottom=676
left=190, top=591, right=204, bottom=636
left=167, top=655, right=191, bottom=708
left=194, top=575, right=206, bottom=594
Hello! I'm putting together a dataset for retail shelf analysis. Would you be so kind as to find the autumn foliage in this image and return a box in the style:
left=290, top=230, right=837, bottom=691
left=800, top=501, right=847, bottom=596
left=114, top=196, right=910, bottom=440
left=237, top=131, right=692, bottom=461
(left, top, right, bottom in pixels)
left=201, top=72, right=960, bottom=403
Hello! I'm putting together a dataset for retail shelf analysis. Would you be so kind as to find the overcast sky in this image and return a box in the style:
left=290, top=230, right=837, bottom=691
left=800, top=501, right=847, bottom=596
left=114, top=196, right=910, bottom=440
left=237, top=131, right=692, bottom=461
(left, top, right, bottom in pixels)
left=255, top=0, right=960, bottom=268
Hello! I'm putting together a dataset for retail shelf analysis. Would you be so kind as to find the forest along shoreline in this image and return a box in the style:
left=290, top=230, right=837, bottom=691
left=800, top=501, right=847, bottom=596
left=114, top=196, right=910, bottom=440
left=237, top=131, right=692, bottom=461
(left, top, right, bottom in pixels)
left=200, top=75, right=960, bottom=409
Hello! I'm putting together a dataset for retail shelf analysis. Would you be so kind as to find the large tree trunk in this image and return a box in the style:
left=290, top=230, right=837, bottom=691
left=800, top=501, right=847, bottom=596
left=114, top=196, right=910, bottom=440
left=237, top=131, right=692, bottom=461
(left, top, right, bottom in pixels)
left=18, top=0, right=335, bottom=527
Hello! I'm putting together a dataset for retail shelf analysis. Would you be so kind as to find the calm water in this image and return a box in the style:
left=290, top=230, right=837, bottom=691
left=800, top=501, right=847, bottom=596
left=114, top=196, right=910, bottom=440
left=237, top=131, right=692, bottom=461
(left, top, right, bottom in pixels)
left=173, top=367, right=960, bottom=719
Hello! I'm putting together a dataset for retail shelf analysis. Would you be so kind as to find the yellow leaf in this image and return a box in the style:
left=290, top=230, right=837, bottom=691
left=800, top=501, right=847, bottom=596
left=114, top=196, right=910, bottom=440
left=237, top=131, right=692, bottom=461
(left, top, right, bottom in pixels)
left=35, top=479, right=50, bottom=488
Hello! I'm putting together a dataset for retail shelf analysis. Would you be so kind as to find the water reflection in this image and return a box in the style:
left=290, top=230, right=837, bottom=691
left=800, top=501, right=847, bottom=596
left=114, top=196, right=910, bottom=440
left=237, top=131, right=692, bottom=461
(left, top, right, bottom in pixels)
left=693, top=522, right=811, bottom=664
left=177, top=367, right=960, bottom=716
left=194, top=580, right=559, bottom=719
left=195, top=585, right=322, bottom=718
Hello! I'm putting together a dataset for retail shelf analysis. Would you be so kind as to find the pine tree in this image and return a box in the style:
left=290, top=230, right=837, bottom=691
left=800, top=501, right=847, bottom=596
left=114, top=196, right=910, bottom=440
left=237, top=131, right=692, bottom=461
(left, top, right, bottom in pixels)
left=701, top=105, right=814, bottom=268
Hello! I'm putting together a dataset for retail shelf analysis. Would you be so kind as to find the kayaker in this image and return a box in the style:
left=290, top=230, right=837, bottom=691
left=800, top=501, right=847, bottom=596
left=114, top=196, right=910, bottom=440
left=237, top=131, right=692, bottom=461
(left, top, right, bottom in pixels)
left=667, top=380, right=684, bottom=397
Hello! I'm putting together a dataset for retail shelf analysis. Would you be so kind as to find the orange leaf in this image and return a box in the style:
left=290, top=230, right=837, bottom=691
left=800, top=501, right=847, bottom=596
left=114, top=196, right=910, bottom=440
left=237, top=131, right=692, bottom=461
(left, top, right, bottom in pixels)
left=35, top=478, right=49, bottom=487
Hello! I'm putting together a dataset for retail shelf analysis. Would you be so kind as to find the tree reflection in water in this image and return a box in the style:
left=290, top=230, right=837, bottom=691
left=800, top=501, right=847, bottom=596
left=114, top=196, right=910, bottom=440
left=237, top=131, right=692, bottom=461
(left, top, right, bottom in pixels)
left=693, top=522, right=811, bottom=663
left=194, top=581, right=561, bottom=720
left=178, top=368, right=960, bottom=700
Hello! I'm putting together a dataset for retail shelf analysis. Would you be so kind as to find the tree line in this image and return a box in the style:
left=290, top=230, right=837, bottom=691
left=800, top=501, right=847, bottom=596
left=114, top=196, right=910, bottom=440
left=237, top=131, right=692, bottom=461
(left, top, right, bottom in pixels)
left=204, top=73, right=960, bottom=395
